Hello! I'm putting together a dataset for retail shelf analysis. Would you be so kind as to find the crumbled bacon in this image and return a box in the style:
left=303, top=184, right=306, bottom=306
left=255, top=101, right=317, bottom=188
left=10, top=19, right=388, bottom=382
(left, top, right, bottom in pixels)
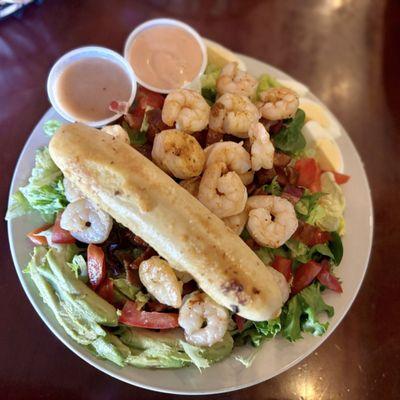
left=206, top=129, right=224, bottom=146
left=192, top=130, right=207, bottom=148
left=294, top=222, right=332, bottom=247
left=146, top=108, right=168, bottom=144
left=282, top=184, right=304, bottom=204
left=132, top=247, right=157, bottom=268
left=255, top=168, right=276, bottom=185
left=273, top=151, right=291, bottom=167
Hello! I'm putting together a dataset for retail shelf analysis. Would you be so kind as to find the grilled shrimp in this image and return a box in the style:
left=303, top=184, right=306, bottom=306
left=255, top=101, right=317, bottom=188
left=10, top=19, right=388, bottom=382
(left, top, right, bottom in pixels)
left=139, top=256, right=182, bottom=308
left=178, top=291, right=229, bottom=347
left=223, top=210, right=248, bottom=235
left=198, top=162, right=247, bottom=218
left=258, top=87, right=299, bottom=121
left=246, top=195, right=298, bottom=248
left=205, top=141, right=254, bottom=185
left=216, top=62, right=258, bottom=97
left=179, top=176, right=201, bottom=197
left=248, top=122, right=275, bottom=171
left=60, top=199, right=113, bottom=244
left=209, top=93, right=260, bottom=138
left=101, top=124, right=130, bottom=144
left=151, top=129, right=205, bottom=179
left=63, top=178, right=84, bottom=203
left=162, top=89, right=210, bottom=132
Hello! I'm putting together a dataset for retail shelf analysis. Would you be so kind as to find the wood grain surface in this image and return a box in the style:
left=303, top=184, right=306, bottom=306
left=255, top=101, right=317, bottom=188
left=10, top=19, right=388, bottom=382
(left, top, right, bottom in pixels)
left=0, top=0, right=399, bottom=399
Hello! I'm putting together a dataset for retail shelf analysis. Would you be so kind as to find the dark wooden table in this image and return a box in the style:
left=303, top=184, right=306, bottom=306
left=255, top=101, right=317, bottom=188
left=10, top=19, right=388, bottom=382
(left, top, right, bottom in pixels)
left=1, top=0, right=399, bottom=399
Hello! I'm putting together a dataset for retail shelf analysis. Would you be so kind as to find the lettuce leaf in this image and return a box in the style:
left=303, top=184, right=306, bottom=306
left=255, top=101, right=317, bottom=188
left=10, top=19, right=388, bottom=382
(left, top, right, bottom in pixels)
left=67, top=254, right=88, bottom=283
left=43, top=120, right=62, bottom=137
left=233, top=318, right=281, bottom=347
left=263, top=176, right=282, bottom=196
left=6, top=147, right=67, bottom=222
left=273, top=109, right=306, bottom=155
left=256, top=73, right=281, bottom=99
left=281, top=283, right=334, bottom=341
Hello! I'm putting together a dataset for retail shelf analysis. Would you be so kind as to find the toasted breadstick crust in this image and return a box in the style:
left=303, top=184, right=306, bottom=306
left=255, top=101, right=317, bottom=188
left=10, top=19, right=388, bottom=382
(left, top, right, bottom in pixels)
left=49, top=123, right=283, bottom=321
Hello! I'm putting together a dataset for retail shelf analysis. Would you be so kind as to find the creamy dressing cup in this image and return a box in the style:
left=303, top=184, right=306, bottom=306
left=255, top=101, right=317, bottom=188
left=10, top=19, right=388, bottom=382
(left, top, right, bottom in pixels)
left=124, top=18, right=207, bottom=94
left=47, top=46, right=137, bottom=127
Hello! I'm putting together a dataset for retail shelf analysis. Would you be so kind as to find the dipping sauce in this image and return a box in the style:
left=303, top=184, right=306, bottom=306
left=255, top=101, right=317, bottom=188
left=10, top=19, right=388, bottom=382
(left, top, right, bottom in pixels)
left=56, top=58, right=132, bottom=122
left=128, top=25, right=203, bottom=91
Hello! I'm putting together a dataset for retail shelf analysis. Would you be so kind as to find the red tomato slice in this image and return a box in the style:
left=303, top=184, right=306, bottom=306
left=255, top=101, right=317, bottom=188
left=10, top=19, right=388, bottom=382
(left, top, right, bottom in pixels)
left=234, top=314, right=246, bottom=332
left=51, top=213, right=76, bottom=244
left=137, top=87, right=165, bottom=110
left=97, top=278, right=115, bottom=304
left=119, top=300, right=179, bottom=329
left=295, top=223, right=331, bottom=247
left=26, top=224, right=52, bottom=246
left=271, top=255, right=293, bottom=282
left=317, top=261, right=343, bottom=293
left=87, top=244, right=106, bottom=289
left=292, top=261, right=322, bottom=294
left=330, top=171, right=350, bottom=185
left=295, top=158, right=321, bottom=192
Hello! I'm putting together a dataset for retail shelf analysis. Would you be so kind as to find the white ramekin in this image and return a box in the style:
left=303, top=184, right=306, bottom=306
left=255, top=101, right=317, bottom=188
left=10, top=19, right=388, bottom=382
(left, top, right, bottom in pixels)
left=47, top=46, right=137, bottom=127
left=123, top=18, right=208, bottom=94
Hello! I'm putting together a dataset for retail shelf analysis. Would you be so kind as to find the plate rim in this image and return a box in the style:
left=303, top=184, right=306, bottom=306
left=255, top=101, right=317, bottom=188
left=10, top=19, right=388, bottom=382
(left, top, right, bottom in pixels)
left=6, top=54, right=374, bottom=395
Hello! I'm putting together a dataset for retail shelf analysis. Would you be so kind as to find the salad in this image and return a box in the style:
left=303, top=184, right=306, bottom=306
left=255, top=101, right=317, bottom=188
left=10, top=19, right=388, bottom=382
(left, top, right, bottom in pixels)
left=6, top=56, right=349, bottom=370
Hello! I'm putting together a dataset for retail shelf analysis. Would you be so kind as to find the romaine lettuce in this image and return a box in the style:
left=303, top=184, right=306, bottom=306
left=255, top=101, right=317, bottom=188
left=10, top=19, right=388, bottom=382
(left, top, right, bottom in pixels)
left=201, top=64, right=221, bottom=104
left=256, top=73, right=281, bottom=99
left=6, top=147, right=67, bottom=223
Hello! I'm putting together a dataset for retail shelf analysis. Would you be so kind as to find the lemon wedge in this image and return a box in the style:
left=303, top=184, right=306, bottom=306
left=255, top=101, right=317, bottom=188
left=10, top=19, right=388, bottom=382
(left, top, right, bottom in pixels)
left=203, top=38, right=247, bottom=70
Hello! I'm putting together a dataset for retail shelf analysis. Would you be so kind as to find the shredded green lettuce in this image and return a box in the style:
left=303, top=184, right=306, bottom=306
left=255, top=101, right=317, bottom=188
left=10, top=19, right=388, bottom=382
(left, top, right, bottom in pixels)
left=6, top=147, right=67, bottom=223
left=43, top=120, right=62, bottom=137
left=263, top=176, right=282, bottom=196
left=67, top=254, right=88, bottom=283
left=256, top=73, right=281, bottom=100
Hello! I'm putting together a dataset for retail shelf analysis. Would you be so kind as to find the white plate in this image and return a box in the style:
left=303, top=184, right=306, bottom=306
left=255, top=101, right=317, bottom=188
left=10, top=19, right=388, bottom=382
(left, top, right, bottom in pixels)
left=7, top=54, right=373, bottom=395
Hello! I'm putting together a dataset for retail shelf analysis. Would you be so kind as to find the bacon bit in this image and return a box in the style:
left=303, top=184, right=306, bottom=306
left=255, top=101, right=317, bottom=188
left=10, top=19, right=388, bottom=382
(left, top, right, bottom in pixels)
left=275, top=166, right=299, bottom=186
left=253, top=187, right=267, bottom=196
left=206, top=129, right=224, bottom=146
left=132, top=247, right=157, bottom=268
left=244, top=237, right=260, bottom=251
left=242, top=138, right=252, bottom=153
left=182, top=280, right=198, bottom=296
left=273, top=151, right=291, bottom=167
left=109, top=100, right=130, bottom=114
left=146, top=108, right=168, bottom=144
left=246, top=182, right=257, bottom=195
left=125, top=267, right=141, bottom=286
left=294, top=222, right=331, bottom=247
left=255, top=168, right=276, bottom=185
left=223, top=133, right=242, bottom=143
left=282, top=184, right=304, bottom=204
left=132, top=235, right=149, bottom=248
left=269, top=120, right=283, bottom=135
left=134, top=144, right=153, bottom=159
left=146, top=300, right=170, bottom=312
left=191, top=130, right=207, bottom=148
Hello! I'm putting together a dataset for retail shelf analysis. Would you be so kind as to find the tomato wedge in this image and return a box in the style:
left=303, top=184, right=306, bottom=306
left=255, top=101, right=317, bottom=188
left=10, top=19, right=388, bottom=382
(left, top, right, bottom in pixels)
left=292, top=260, right=322, bottom=294
left=271, top=255, right=293, bottom=282
left=97, top=278, right=115, bottom=304
left=317, top=261, right=343, bottom=293
left=26, top=224, right=51, bottom=245
left=51, top=213, right=76, bottom=244
left=119, top=300, right=179, bottom=329
left=294, top=158, right=321, bottom=192
left=87, top=244, right=106, bottom=289
left=137, top=87, right=164, bottom=110
left=330, top=171, right=350, bottom=185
